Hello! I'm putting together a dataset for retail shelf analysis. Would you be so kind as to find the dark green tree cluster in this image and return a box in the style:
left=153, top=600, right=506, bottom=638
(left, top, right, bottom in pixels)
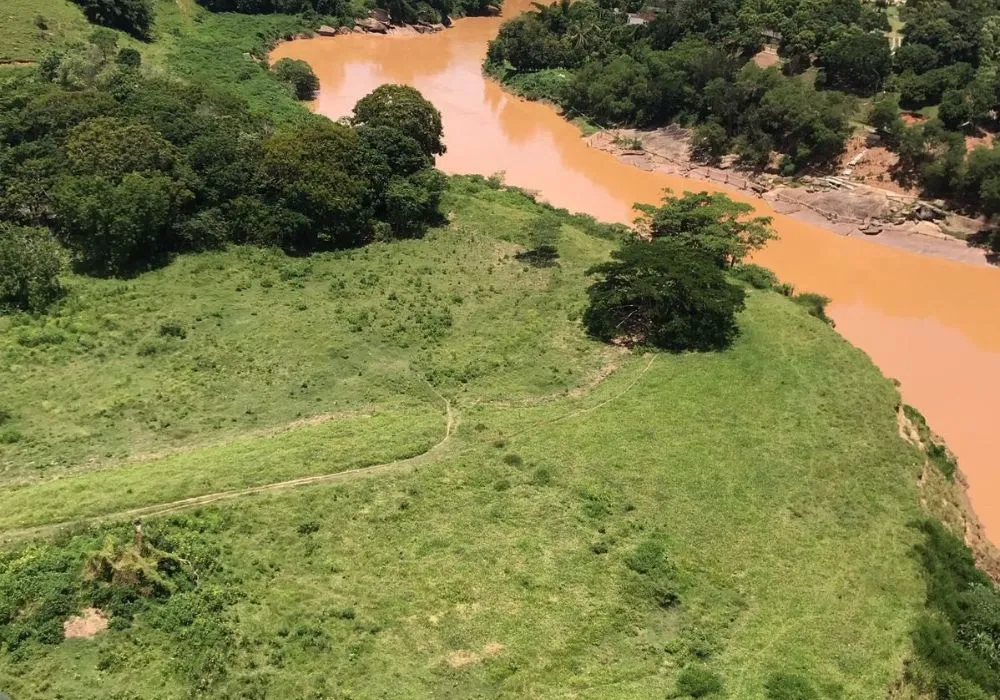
left=71, top=0, right=153, bottom=38
left=583, top=192, right=773, bottom=351
left=486, top=0, right=862, bottom=171
left=0, top=42, right=446, bottom=282
left=195, top=0, right=499, bottom=22
left=271, top=58, right=319, bottom=100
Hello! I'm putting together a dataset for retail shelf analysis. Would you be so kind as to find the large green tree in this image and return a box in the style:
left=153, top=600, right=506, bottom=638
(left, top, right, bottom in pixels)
left=583, top=238, right=746, bottom=351
left=0, top=224, right=65, bottom=313
left=636, top=192, right=775, bottom=268
left=351, top=84, right=446, bottom=157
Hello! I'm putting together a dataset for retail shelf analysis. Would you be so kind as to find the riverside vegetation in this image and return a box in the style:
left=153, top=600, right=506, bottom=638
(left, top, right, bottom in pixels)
left=3, top=0, right=1000, bottom=698
left=486, top=0, right=1000, bottom=221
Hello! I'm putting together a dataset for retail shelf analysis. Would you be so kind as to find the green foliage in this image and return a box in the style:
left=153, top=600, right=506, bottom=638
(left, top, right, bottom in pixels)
left=71, top=0, right=153, bottom=38
left=764, top=672, right=819, bottom=699
left=818, top=31, right=892, bottom=95
left=0, top=224, right=65, bottom=313
left=868, top=96, right=904, bottom=144
left=0, top=42, right=448, bottom=279
left=909, top=519, right=1000, bottom=698
left=583, top=238, right=746, bottom=351
left=731, top=263, right=778, bottom=290
left=486, top=0, right=857, bottom=170
left=676, top=666, right=724, bottom=697
left=691, top=121, right=730, bottom=163
left=271, top=57, right=319, bottom=101
left=352, top=84, right=446, bottom=157
left=637, top=191, right=775, bottom=269
left=791, top=292, right=832, bottom=324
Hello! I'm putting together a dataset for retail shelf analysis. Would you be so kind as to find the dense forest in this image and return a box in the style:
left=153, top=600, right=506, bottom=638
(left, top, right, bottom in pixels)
left=0, top=32, right=447, bottom=312
left=486, top=0, right=1000, bottom=213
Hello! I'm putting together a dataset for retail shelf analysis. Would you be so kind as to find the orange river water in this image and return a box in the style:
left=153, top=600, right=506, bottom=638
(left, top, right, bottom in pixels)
left=272, top=0, right=1000, bottom=540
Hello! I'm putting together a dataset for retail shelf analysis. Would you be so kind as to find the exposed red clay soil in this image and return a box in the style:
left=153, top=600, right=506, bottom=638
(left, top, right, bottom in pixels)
left=63, top=608, right=109, bottom=639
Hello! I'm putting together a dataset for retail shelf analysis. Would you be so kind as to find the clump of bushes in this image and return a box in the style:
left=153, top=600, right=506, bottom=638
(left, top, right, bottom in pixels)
left=1, top=37, right=449, bottom=283
left=731, top=263, right=778, bottom=290
left=764, top=672, right=819, bottom=699
left=271, top=58, right=319, bottom=101
left=791, top=292, right=833, bottom=325
left=675, top=665, right=723, bottom=697
left=71, top=0, right=153, bottom=38
left=0, top=224, right=65, bottom=313
left=623, top=535, right=679, bottom=608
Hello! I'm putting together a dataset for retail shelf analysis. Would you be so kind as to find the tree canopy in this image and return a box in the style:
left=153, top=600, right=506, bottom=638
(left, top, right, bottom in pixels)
left=0, top=35, right=448, bottom=279
left=352, top=84, right=446, bottom=157
left=583, top=238, right=746, bottom=351
left=636, top=191, right=775, bottom=268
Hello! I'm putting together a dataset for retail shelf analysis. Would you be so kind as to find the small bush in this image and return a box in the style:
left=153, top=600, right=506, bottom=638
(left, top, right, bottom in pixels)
left=515, top=244, right=559, bottom=267
left=159, top=321, right=187, bottom=339
left=271, top=58, right=319, bottom=101
left=296, top=520, right=320, bottom=535
left=502, top=453, right=523, bottom=467
left=764, top=672, right=819, bottom=699
left=731, top=263, right=778, bottom=290
left=676, top=666, right=723, bottom=697
left=792, top=292, right=833, bottom=324
left=116, top=47, right=142, bottom=68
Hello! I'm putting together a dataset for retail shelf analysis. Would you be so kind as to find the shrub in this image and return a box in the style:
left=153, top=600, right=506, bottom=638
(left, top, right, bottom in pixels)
left=71, top=0, right=153, bottom=38
left=116, top=47, right=142, bottom=68
left=731, top=263, right=778, bottom=289
left=764, top=672, right=819, bottom=699
left=0, top=224, right=66, bottom=313
left=624, top=536, right=679, bottom=608
left=271, top=58, right=319, bottom=101
left=158, top=321, right=187, bottom=338
left=515, top=244, right=559, bottom=267
left=791, top=292, right=832, bottom=324
left=676, top=666, right=723, bottom=697
left=584, top=239, right=746, bottom=351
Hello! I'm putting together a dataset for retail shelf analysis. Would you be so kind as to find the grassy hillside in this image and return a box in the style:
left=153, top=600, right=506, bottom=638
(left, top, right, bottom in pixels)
left=0, top=178, right=929, bottom=698
left=0, top=0, right=92, bottom=62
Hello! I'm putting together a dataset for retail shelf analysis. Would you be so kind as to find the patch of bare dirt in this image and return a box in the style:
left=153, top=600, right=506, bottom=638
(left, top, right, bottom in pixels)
left=445, top=642, right=505, bottom=668
left=751, top=48, right=780, bottom=68
left=63, top=607, right=109, bottom=639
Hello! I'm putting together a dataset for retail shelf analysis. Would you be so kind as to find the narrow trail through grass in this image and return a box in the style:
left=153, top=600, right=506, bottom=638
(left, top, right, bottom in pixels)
left=0, top=353, right=654, bottom=543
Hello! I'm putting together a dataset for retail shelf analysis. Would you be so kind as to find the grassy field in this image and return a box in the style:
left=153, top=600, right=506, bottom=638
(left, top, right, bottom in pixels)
left=0, top=178, right=931, bottom=698
left=0, top=0, right=92, bottom=62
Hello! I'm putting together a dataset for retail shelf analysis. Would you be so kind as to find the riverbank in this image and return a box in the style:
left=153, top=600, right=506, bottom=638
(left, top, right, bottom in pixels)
left=588, top=127, right=993, bottom=268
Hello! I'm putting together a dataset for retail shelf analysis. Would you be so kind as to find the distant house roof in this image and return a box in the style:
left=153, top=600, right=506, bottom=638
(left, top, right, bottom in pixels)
left=627, top=12, right=655, bottom=24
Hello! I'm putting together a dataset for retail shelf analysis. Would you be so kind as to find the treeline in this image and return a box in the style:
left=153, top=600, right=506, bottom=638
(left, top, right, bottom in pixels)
left=486, top=0, right=863, bottom=172
left=196, top=0, right=500, bottom=24
left=0, top=33, right=447, bottom=312
left=487, top=0, right=1000, bottom=180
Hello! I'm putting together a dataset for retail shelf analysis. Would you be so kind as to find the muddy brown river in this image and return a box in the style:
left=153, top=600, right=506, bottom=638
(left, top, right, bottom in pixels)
left=273, top=0, right=1000, bottom=540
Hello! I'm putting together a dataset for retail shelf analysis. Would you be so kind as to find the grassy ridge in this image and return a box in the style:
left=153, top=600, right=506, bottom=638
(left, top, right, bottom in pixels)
left=0, top=180, right=929, bottom=697
left=0, top=179, right=617, bottom=480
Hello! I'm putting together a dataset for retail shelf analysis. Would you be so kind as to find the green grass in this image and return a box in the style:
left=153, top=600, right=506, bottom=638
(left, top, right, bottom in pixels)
left=0, top=0, right=92, bottom=62
left=0, top=179, right=617, bottom=481
left=0, top=178, right=931, bottom=698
